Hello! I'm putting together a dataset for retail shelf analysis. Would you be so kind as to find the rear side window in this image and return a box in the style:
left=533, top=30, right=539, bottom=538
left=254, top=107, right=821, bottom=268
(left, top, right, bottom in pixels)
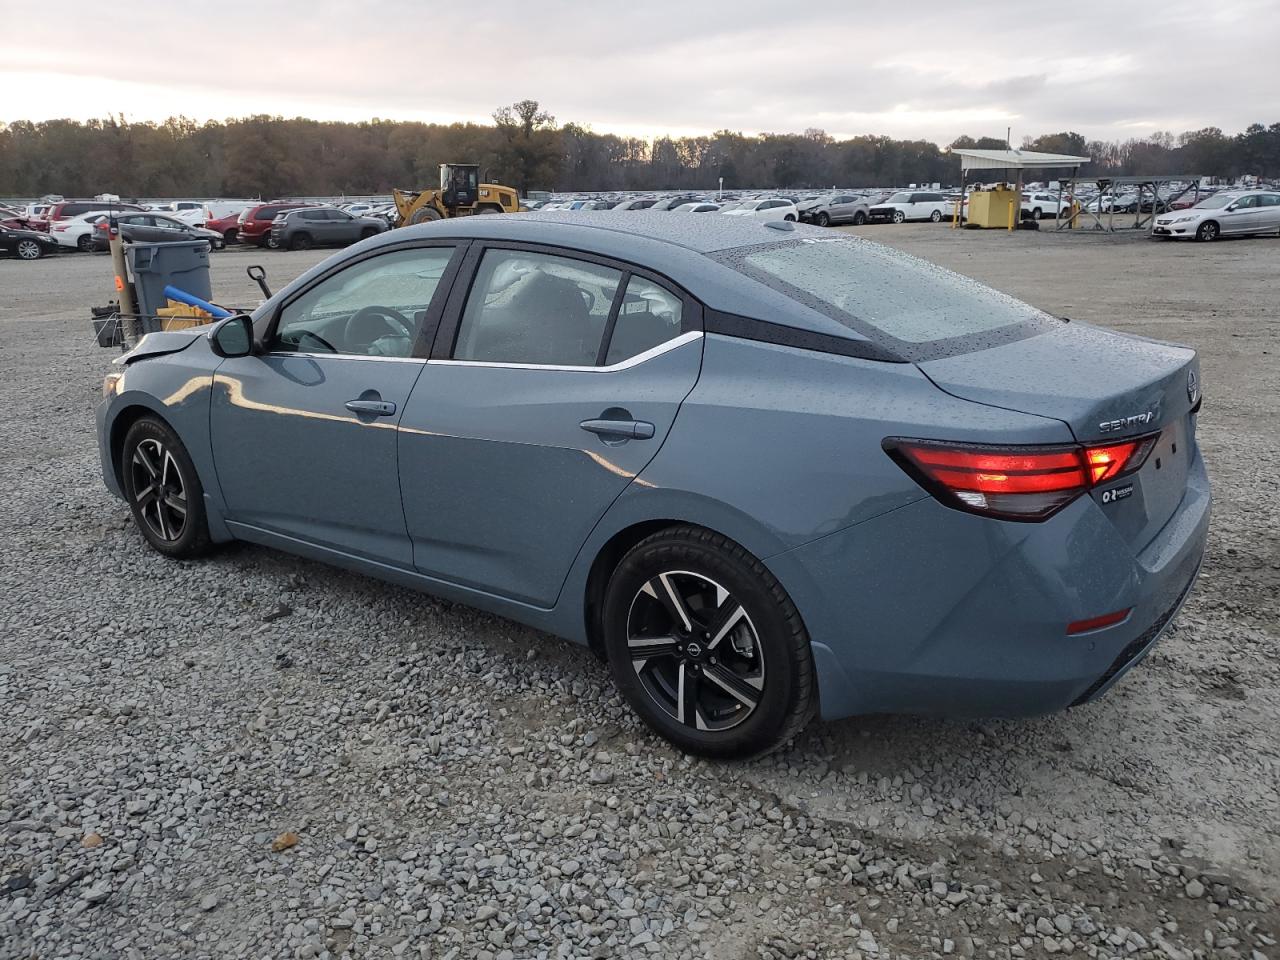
left=256, top=208, right=280, bottom=220
left=715, top=237, right=1053, bottom=359
left=454, top=250, right=622, bottom=366
left=606, top=277, right=683, bottom=365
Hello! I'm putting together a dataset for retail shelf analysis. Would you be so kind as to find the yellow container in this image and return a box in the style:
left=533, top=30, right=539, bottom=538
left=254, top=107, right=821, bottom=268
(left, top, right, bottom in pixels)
left=967, top=187, right=1018, bottom=229
left=156, top=299, right=213, bottom=331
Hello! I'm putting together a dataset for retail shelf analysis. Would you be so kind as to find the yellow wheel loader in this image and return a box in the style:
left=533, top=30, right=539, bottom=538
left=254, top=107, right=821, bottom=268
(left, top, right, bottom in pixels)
left=393, top=163, right=522, bottom=226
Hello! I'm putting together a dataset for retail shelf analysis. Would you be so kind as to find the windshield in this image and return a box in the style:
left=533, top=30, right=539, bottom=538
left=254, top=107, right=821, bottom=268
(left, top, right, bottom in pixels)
left=713, top=237, right=1053, bottom=359
left=886, top=192, right=911, bottom=203
left=1194, top=194, right=1235, bottom=209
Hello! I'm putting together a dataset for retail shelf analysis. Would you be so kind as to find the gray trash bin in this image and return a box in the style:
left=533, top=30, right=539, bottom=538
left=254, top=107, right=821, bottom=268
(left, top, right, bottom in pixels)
left=125, top=241, right=213, bottom=333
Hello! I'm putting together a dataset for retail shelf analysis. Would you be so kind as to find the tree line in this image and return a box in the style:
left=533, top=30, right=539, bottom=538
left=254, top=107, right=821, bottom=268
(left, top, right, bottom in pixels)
left=2, top=99, right=1278, bottom=200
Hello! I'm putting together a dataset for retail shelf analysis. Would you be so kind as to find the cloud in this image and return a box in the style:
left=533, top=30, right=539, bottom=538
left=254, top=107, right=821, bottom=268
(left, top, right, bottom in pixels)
left=1, top=0, right=1275, bottom=143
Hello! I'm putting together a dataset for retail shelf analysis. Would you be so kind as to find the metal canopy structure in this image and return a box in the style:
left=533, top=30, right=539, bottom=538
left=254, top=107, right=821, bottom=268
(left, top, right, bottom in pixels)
left=1055, top=174, right=1206, bottom=233
left=947, top=148, right=1091, bottom=231
left=951, top=148, right=1091, bottom=173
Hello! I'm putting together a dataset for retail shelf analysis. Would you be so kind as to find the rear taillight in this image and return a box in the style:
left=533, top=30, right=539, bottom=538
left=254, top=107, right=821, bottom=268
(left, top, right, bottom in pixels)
left=884, top=434, right=1157, bottom=521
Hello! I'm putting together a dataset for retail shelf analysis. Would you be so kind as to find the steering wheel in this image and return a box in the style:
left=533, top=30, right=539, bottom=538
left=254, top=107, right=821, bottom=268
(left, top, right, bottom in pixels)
left=343, top=305, right=413, bottom=352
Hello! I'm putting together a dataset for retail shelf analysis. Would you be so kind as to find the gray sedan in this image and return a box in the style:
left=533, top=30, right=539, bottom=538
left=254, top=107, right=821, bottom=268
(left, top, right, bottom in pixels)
left=91, top=213, right=225, bottom=251
left=97, top=213, right=1209, bottom=757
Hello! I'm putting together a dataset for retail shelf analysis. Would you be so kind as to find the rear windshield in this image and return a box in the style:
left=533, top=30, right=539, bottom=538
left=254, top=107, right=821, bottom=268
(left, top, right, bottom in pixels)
left=713, top=237, right=1054, bottom=360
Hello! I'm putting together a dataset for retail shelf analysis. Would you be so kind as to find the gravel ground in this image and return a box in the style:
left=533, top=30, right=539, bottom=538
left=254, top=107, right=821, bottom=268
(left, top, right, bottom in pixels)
left=1, top=231, right=1277, bottom=960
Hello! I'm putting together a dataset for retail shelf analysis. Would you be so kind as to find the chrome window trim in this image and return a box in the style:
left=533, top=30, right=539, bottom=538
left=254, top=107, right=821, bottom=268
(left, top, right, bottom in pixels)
left=261, top=351, right=425, bottom=364
left=427, top=330, right=702, bottom=373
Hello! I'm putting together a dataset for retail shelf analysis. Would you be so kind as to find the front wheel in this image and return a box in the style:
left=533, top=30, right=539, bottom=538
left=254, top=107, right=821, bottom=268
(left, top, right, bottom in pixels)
left=15, top=238, right=44, bottom=260
left=120, top=417, right=210, bottom=559
left=1196, top=221, right=1219, bottom=241
left=783, top=214, right=796, bottom=222
left=929, top=209, right=943, bottom=222
left=815, top=212, right=830, bottom=227
left=892, top=210, right=906, bottom=224
left=602, top=527, right=815, bottom=758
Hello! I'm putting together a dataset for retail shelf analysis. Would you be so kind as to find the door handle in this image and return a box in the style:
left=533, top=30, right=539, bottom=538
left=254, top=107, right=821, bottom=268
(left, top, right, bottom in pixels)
left=345, top=399, right=397, bottom=416
left=580, top=418, right=655, bottom=440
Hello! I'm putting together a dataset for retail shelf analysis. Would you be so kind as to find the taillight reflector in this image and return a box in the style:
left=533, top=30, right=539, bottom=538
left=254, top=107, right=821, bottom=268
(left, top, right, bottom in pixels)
left=885, top=434, right=1158, bottom=522
left=1067, top=608, right=1132, bottom=634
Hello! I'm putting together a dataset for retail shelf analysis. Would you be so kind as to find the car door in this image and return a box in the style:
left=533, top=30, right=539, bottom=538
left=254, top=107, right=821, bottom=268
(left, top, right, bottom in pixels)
left=397, top=244, right=703, bottom=607
left=208, top=242, right=462, bottom=564
left=1225, top=195, right=1262, bottom=234
left=330, top=210, right=360, bottom=244
left=1259, top=194, right=1280, bottom=232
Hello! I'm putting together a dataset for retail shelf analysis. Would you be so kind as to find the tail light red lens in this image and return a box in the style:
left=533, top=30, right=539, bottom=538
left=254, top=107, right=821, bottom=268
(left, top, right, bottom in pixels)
left=884, top=434, right=1157, bottom=521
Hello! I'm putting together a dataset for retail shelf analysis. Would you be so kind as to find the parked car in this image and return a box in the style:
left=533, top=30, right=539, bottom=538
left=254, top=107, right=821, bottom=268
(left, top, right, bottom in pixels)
left=799, top=193, right=870, bottom=227
left=205, top=208, right=248, bottom=245
left=720, top=198, right=798, bottom=222
left=90, top=213, right=225, bottom=251
left=49, top=211, right=112, bottom=251
left=237, top=202, right=317, bottom=248
left=1, top=226, right=60, bottom=260
left=1152, top=190, right=1280, bottom=241
left=648, top=197, right=702, bottom=211
left=867, top=191, right=950, bottom=223
left=673, top=202, right=721, bottom=213
left=613, top=198, right=660, bottom=211
left=97, top=212, right=1210, bottom=758
left=269, top=206, right=389, bottom=250
left=1022, top=192, right=1070, bottom=219
left=40, top=199, right=145, bottom=230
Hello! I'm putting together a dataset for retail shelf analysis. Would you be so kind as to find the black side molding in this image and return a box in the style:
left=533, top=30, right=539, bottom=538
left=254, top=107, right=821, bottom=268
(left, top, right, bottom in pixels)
left=703, top=309, right=907, bottom=363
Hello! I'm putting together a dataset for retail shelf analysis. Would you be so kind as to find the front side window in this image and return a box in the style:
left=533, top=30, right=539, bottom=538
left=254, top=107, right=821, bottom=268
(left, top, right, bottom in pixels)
left=272, top=246, right=455, bottom=358
left=453, top=250, right=621, bottom=366
left=1234, top=196, right=1259, bottom=209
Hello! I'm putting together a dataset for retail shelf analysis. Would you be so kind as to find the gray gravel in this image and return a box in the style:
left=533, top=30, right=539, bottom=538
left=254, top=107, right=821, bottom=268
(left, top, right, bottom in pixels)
left=1, top=233, right=1277, bottom=959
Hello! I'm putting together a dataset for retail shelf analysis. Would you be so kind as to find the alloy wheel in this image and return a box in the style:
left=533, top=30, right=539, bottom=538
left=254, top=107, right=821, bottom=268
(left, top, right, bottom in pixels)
left=130, top=438, right=188, bottom=542
left=626, top=570, right=765, bottom=732
left=16, top=239, right=41, bottom=260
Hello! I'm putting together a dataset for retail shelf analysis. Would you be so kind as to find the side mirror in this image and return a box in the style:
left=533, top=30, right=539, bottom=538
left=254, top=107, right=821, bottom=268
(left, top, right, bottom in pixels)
left=1226, top=203, right=1239, bottom=211
left=209, top=314, right=255, bottom=358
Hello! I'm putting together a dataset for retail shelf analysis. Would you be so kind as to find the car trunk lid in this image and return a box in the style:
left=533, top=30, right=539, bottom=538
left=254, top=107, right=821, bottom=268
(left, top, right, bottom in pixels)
left=918, top=323, right=1201, bottom=551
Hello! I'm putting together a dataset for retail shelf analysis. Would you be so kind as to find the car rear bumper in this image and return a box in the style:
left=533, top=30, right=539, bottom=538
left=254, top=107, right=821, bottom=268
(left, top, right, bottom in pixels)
left=767, top=446, right=1211, bottom=720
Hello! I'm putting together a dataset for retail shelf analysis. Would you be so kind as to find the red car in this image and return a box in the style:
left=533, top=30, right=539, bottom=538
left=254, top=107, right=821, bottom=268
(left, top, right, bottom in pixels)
left=36, top=199, right=144, bottom=231
left=206, top=209, right=247, bottom=244
left=236, top=202, right=317, bottom=248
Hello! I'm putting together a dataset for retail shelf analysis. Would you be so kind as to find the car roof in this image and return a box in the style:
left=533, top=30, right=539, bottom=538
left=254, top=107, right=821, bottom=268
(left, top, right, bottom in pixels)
left=278, top=211, right=880, bottom=344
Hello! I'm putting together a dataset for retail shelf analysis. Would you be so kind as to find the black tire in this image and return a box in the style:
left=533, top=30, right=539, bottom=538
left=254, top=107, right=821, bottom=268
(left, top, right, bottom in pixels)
left=602, top=526, right=815, bottom=759
left=892, top=210, right=906, bottom=224
left=289, top=233, right=312, bottom=251
left=120, top=417, right=211, bottom=560
left=815, top=212, right=830, bottom=227
left=264, top=234, right=280, bottom=250
left=410, top=206, right=443, bottom=225
left=929, top=209, right=943, bottom=222
left=223, top=228, right=238, bottom=245
left=77, top=234, right=93, bottom=252
left=852, top=211, right=867, bottom=225
left=1032, top=208, right=1043, bottom=220
left=783, top=214, right=796, bottom=222
left=1196, top=221, right=1219, bottom=242
left=360, top=227, right=378, bottom=240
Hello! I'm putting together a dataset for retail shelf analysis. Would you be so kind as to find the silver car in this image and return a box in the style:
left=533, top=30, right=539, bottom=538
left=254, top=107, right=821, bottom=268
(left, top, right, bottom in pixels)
left=1152, top=190, right=1280, bottom=241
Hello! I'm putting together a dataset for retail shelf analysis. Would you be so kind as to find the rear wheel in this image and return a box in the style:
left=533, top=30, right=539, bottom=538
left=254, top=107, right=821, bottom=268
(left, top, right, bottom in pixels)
left=264, top=234, right=281, bottom=250
left=1196, top=221, right=1219, bottom=242
left=783, top=214, right=796, bottom=222
left=814, top=212, right=830, bottom=227
left=223, top=228, right=238, bottom=245
left=852, top=211, right=867, bottom=225
left=16, top=239, right=43, bottom=260
left=120, top=417, right=210, bottom=560
left=930, top=209, right=943, bottom=222
left=77, top=234, right=93, bottom=252
left=289, top=232, right=313, bottom=251
left=602, top=527, right=815, bottom=758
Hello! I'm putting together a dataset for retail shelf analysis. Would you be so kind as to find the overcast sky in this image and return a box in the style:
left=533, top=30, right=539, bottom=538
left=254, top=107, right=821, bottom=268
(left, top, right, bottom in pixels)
left=3, top=0, right=1275, bottom=144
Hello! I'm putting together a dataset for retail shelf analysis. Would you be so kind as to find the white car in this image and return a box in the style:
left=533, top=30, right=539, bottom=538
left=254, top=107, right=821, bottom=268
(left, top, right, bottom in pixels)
left=1152, top=190, right=1280, bottom=241
left=47, top=211, right=112, bottom=251
left=672, top=202, right=721, bottom=213
left=719, top=198, right=798, bottom=222
left=1022, top=192, right=1070, bottom=219
left=866, top=191, right=950, bottom=223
